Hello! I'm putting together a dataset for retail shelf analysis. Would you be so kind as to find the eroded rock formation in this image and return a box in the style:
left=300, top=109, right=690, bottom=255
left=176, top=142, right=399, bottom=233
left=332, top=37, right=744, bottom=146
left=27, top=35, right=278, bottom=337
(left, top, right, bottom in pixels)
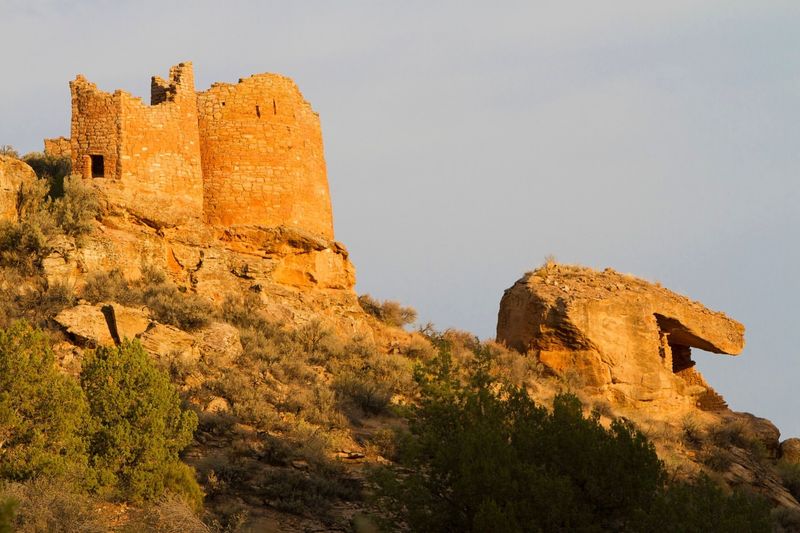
left=497, top=264, right=744, bottom=409
left=0, top=155, right=35, bottom=221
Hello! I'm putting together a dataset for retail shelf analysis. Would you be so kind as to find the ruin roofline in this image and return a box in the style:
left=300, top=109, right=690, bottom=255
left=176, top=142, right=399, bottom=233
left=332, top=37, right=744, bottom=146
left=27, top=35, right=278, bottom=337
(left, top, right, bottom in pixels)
left=69, top=62, right=315, bottom=113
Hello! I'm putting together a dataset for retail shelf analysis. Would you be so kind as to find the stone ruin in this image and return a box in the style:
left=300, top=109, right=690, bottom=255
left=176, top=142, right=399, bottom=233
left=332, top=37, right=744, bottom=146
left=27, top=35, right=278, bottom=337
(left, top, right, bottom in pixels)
left=45, top=62, right=333, bottom=236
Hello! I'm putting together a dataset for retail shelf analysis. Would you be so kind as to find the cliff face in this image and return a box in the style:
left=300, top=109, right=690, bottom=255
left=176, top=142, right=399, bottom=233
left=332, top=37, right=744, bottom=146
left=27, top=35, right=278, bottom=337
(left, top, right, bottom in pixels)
left=43, top=211, right=361, bottom=336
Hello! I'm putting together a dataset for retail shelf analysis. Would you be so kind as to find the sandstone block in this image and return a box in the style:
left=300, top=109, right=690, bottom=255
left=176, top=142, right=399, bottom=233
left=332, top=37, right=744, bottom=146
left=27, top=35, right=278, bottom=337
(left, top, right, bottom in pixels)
left=138, top=322, right=199, bottom=366
left=54, top=302, right=150, bottom=346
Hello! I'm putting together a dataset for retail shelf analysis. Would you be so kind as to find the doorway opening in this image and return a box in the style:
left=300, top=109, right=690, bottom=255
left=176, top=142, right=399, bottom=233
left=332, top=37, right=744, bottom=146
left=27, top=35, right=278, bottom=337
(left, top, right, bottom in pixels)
left=90, top=154, right=105, bottom=178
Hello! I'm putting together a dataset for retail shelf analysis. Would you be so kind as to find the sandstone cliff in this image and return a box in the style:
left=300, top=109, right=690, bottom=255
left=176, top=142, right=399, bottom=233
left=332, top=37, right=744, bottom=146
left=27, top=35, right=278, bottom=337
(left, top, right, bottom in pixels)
left=43, top=206, right=363, bottom=337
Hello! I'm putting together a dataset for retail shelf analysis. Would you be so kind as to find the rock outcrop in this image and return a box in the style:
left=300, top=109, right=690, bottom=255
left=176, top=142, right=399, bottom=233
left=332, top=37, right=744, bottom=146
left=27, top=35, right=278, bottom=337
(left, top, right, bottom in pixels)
left=497, top=264, right=744, bottom=409
left=54, top=302, right=151, bottom=347
left=0, top=155, right=36, bottom=221
left=43, top=214, right=364, bottom=338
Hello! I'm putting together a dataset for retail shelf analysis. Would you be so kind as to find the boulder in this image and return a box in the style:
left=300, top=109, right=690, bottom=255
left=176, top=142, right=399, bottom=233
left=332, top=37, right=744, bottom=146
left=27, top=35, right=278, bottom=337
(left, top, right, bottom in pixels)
left=496, top=264, right=744, bottom=407
left=0, top=155, right=36, bottom=221
left=734, top=412, right=781, bottom=457
left=54, top=302, right=151, bottom=346
left=196, top=321, right=243, bottom=365
left=781, top=438, right=800, bottom=464
left=138, top=323, right=199, bottom=366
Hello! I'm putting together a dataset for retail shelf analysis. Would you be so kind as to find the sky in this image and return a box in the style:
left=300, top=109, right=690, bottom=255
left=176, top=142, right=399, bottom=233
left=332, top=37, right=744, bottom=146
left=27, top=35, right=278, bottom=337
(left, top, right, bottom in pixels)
left=1, top=1, right=799, bottom=436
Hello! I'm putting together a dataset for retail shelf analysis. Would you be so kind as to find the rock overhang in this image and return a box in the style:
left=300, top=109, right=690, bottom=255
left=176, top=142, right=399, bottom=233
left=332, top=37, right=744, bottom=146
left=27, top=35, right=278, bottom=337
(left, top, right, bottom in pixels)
left=497, top=264, right=745, bottom=408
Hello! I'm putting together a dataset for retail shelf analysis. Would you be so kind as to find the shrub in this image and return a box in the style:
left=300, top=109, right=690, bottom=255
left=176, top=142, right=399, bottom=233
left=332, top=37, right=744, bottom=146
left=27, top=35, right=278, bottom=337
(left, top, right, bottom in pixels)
left=0, top=498, right=14, bottom=533
left=221, top=292, right=272, bottom=332
left=17, top=279, right=76, bottom=327
left=777, top=460, right=800, bottom=501
left=333, top=370, right=393, bottom=415
left=682, top=414, right=704, bottom=447
left=374, top=344, right=666, bottom=531
left=127, top=493, right=212, bottom=533
left=0, top=146, right=19, bottom=159
left=0, top=322, right=92, bottom=484
left=51, top=175, right=99, bottom=239
left=632, top=474, right=771, bottom=532
left=80, top=340, right=200, bottom=504
left=258, top=468, right=359, bottom=516
left=0, top=478, right=107, bottom=533
left=373, top=340, right=772, bottom=532
left=358, top=294, right=416, bottom=328
left=143, top=281, right=214, bottom=331
left=22, top=153, right=71, bottom=198
left=0, top=179, right=56, bottom=274
left=773, top=506, right=800, bottom=533
left=82, top=268, right=136, bottom=305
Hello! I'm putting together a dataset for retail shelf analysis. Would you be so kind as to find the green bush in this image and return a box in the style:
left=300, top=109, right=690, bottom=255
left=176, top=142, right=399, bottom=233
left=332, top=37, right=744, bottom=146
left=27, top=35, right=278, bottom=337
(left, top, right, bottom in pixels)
left=82, top=268, right=137, bottom=305
left=22, top=153, right=71, bottom=199
left=143, top=281, right=214, bottom=331
left=372, top=341, right=772, bottom=532
left=80, top=340, right=201, bottom=504
left=0, top=498, right=14, bottom=533
left=0, top=173, right=98, bottom=275
left=51, top=176, right=99, bottom=239
left=633, top=474, right=771, bottom=532
left=358, top=294, right=417, bottom=328
left=0, top=179, right=56, bottom=274
left=777, top=460, right=800, bottom=501
left=0, top=322, right=92, bottom=484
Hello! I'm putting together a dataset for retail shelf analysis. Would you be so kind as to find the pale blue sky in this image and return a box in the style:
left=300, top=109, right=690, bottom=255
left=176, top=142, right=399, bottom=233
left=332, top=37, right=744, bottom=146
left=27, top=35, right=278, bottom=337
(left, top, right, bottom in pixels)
left=2, top=0, right=799, bottom=435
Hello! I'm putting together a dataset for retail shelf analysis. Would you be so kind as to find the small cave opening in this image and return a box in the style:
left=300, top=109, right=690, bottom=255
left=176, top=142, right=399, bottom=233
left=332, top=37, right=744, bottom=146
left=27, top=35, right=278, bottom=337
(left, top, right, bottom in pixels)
left=655, top=313, right=728, bottom=411
left=90, top=154, right=104, bottom=178
left=256, top=105, right=261, bottom=118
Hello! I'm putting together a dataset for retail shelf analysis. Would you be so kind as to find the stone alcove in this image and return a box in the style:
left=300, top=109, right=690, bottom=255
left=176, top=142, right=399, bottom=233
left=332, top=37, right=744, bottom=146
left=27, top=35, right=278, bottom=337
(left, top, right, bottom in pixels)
left=655, top=313, right=728, bottom=411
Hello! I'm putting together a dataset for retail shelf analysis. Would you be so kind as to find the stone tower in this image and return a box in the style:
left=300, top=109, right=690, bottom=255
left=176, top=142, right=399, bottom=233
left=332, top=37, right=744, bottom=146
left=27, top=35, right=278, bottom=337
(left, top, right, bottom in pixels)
left=67, top=62, right=334, bottom=237
left=197, top=74, right=333, bottom=238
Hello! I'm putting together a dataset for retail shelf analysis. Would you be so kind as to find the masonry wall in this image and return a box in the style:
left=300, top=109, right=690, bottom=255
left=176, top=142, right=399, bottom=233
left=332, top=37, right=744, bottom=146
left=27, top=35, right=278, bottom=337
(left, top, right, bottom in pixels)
left=43, top=137, right=71, bottom=158
left=117, top=63, right=203, bottom=218
left=70, top=64, right=204, bottom=224
left=70, top=76, right=121, bottom=180
left=197, top=74, right=334, bottom=239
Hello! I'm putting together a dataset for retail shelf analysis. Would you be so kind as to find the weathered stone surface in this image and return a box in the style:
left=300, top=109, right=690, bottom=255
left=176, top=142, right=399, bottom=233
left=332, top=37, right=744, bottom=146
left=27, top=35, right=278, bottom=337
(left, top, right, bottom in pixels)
left=138, top=323, right=200, bottom=366
left=42, top=213, right=363, bottom=338
left=0, top=155, right=36, bottom=221
left=54, top=302, right=151, bottom=346
left=196, top=322, right=243, bottom=365
left=781, top=438, right=800, bottom=464
left=53, top=304, right=108, bottom=346
left=43, top=136, right=71, bottom=158
left=733, top=412, right=782, bottom=457
left=496, top=264, right=744, bottom=407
